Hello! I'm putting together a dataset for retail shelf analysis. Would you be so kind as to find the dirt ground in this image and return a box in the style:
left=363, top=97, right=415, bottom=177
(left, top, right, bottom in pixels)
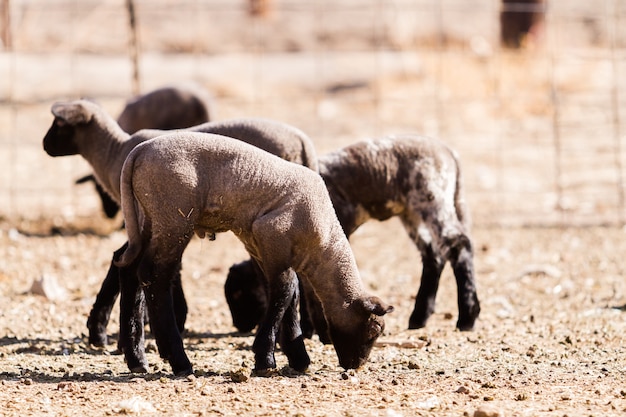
left=1, top=218, right=625, bottom=416
left=2, top=1, right=626, bottom=416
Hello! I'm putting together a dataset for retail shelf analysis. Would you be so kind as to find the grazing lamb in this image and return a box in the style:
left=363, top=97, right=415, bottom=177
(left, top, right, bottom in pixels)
left=42, top=99, right=318, bottom=347
left=225, top=135, right=480, bottom=341
left=76, top=84, right=213, bottom=219
left=116, top=84, right=212, bottom=134
left=114, top=132, right=393, bottom=376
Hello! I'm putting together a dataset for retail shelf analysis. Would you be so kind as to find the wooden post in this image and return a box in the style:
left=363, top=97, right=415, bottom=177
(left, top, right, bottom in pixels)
left=126, top=0, right=140, bottom=95
left=1, top=0, right=11, bottom=50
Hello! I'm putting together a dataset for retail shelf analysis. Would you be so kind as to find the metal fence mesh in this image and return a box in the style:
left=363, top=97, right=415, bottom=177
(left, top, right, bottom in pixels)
left=1, top=0, right=625, bottom=227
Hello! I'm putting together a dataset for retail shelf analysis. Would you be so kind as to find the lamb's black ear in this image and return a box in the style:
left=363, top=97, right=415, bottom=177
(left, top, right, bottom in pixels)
left=358, top=296, right=394, bottom=316
left=51, top=101, right=93, bottom=125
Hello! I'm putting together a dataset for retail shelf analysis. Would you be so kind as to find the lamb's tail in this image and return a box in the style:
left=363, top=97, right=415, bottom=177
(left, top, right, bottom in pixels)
left=114, top=147, right=144, bottom=268
left=451, top=150, right=471, bottom=231
left=297, top=130, right=319, bottom=173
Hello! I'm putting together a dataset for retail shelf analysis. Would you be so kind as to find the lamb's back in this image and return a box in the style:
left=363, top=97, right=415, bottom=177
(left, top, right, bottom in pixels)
left=319, top=135, right=458, bottom=224
left=131, top=133, right=327, bottom=225
left=189, top=118, right=318, bottom=171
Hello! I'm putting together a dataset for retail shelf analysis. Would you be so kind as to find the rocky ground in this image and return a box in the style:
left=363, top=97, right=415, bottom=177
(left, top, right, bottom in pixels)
left=0, top=218, right=625, bottom=416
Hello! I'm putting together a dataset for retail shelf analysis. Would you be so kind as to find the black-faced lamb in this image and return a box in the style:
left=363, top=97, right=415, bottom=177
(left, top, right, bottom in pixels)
left=225, top=135, right=480, bottom=341
left=114, top=132, right=393, bottom=376
left=76, top=84, right=213, bottom=219
left=42, top=99, right=318, bottom=347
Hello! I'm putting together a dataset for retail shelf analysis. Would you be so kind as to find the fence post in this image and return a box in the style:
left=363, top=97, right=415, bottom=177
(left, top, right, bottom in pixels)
left=126, top=0, right=140, bottom=95
left=1, top=0, right=10, bottom=50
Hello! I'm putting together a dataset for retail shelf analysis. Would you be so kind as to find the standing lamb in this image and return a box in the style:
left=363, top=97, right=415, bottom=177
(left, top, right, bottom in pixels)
left=225, top=135, right=480, bottom=340
left=42, top=99, right=318, bottom=347
left=114, top=132, right=393, bottom=376
left=76, top=84, right=214, bottom=219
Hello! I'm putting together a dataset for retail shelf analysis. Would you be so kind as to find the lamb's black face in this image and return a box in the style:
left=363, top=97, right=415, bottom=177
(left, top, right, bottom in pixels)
left=224, top=260, right=268, bottom=333
left=328, top=296, right=393, bottom=369
left=43, top=118, right=80, bottom=156
left=329, top=315, right=385, bottom=370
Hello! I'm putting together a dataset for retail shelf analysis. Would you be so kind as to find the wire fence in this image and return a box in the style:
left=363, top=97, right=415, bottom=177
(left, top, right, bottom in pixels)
left=0, top=0, right=625, bottom=228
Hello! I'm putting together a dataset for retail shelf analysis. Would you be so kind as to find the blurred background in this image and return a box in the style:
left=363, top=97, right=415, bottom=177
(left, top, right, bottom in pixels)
left=1, top=0, right=625, bottom=227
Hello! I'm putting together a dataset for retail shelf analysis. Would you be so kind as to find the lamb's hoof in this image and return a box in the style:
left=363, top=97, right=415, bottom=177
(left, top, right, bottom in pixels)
left=88, top=332, right=108, bottom=348
left=279, top=366, right=307, bottom=377
left=124, top=351, right=149, bottom=373
left=173, top=367, right=194, bottom=377
left=170, top=356, right=193, bottom=377
left=457, top=301, right=480, bottom=331
left=408, top=309, right=432, bottom=329
left=127, top=361, right=149, bottom=373
left=289, top=357, right=310, bottom=373
left=251, top=368, right=279, bottom=378
left=282, top=337, right=311, bottom=372
left=86, top=319, right=109, bottom=347
left=456, top=318, right=477, bottom=332
left=129, top=364, right=148, bottom=373
left=407, top=319, right=426, bottom=330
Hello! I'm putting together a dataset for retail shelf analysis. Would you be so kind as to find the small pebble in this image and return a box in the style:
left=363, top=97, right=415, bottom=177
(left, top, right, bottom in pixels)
left=456, top=386, right=470, bottom=394
left=229, top=368, right=250, bottom=383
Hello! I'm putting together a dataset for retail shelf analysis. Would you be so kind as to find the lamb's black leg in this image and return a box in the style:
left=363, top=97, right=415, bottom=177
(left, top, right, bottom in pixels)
left=278, top=273, right=310, bottom=372
left=171, top=265, right=187, bottom=335
left=449, top=237, right=480, bottom=331
left=118, top=260, right=149, bottom=373
left=300, top=278, right=331, bottom=344
left=408, top=243, right=445, bottom=329
left=252, top=269, right=296, bottom=373
left=87, top=242, right=128, bottom=347
left=88, top=242, right=187, bottom=347
left=140, top=257, right=192, bottom=376
left=95, top=180, right=120, bottom=219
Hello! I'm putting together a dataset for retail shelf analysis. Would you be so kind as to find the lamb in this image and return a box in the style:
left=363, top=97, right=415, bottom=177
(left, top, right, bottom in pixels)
left=225, top=135, right=480, bottom=341
left=114, top=132, right=393, bottom=376
left=116, top=84, right=212, bottom=134
left=76, top=84, right=213, bottom=219
left=42, top=99, right=318, bottom=347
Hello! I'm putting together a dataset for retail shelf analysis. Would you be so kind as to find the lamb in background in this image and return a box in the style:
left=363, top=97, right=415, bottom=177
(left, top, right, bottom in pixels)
left=114, top=132, right=393, bottom=376
left=76, top=84, right=213, bottom=219
left=225, top=135, right=480, bottom=341
left=117, top=84, right=212, bottom=134
left=42, top=99, right=318, bottom=347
